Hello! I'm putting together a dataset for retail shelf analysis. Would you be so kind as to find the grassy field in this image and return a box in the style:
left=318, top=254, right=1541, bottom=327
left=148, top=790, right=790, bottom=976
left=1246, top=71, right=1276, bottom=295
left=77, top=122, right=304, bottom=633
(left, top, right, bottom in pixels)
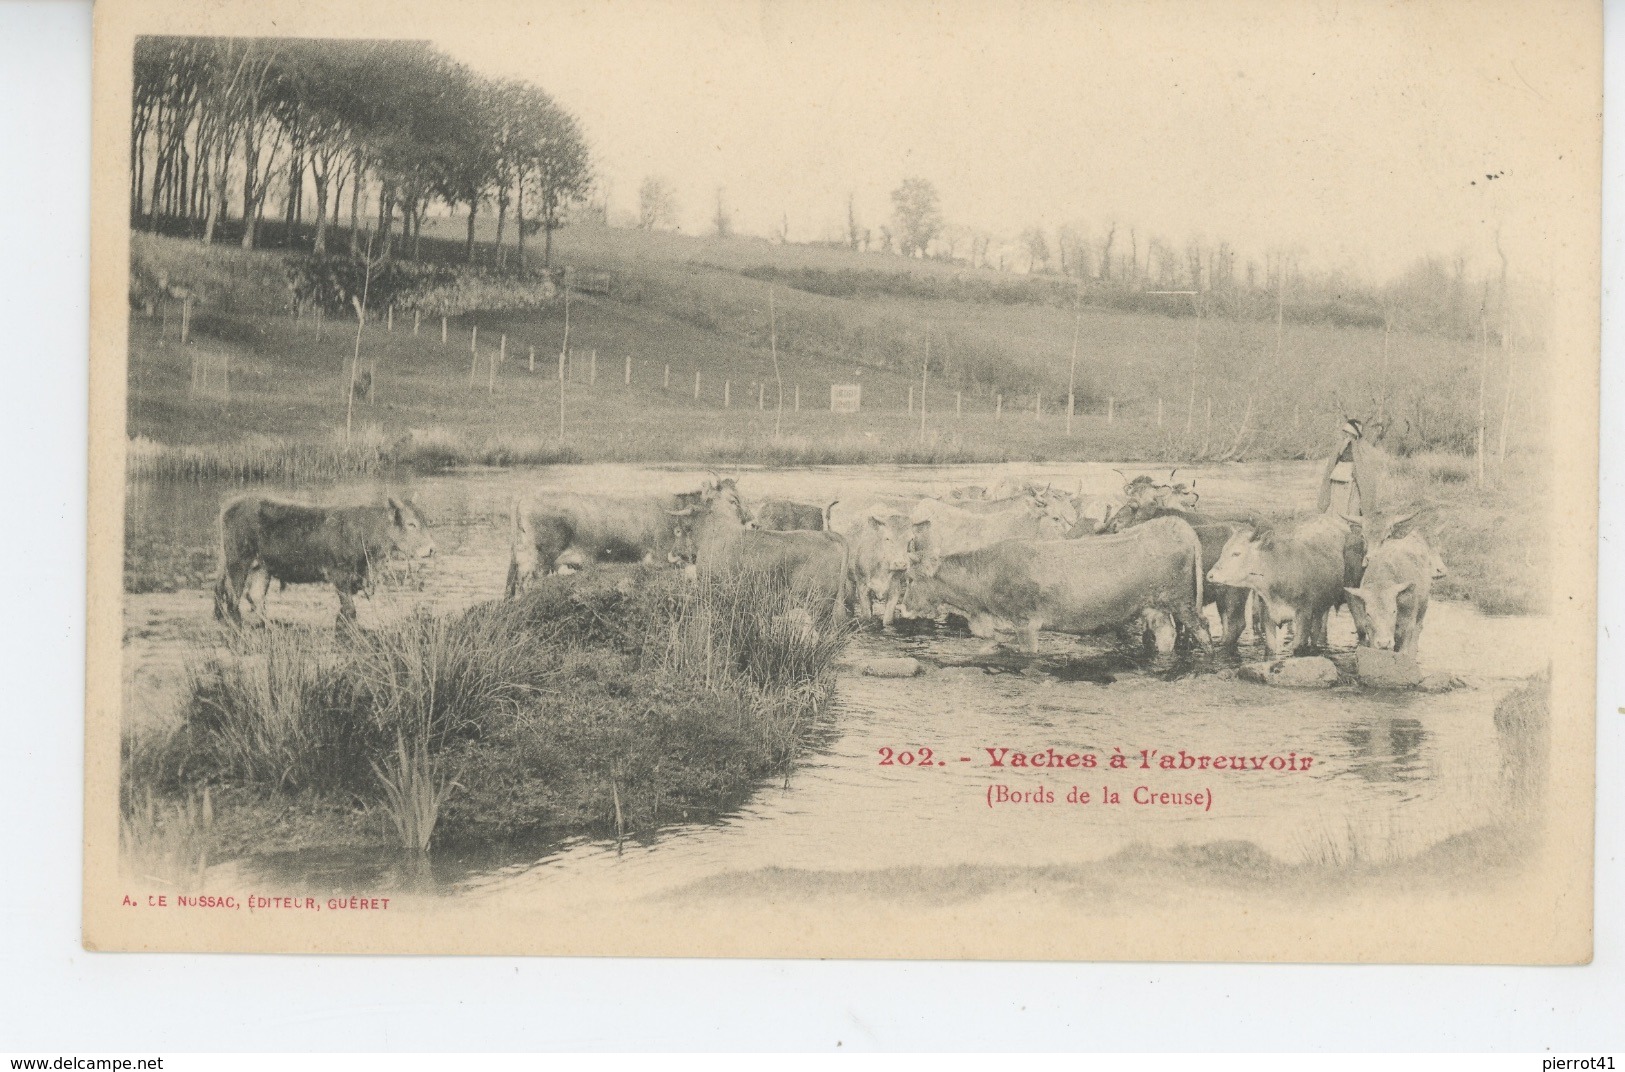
left=121, top=565, right=849, bottom=875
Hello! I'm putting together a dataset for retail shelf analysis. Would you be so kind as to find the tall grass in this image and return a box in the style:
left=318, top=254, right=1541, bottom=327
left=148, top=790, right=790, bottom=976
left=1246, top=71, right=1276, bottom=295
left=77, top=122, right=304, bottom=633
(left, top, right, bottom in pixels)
left=128, top=428, right=581, bottom=482
left=119, top=784, right=214, bottom=890
left=371, top=729, right=459, bottom=853
left=130, top=565, right=850, bottom=854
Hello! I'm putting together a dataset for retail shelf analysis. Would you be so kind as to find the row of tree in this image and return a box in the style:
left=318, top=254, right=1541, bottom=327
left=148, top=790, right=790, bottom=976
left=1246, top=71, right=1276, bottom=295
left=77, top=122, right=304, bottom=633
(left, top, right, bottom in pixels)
left=131, top=36, right=593, bottom=266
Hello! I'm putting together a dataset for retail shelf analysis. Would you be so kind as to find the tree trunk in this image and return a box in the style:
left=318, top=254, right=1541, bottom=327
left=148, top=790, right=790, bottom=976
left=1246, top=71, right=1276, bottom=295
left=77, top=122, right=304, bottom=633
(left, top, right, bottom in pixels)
left=202, top=131, right=231, bottom=246
left=348, top=151, right=363, bottom=255
left=515, top=179, right=526, bottom=270
left=544, top=219, right=555, bottom=267
left=494, top=187, right=508, bottom=269
left=378, top=188, right=395, bottom=259
left=466, top=201, right=478, bottom=263
left=312, top=166, right=330, bottom=255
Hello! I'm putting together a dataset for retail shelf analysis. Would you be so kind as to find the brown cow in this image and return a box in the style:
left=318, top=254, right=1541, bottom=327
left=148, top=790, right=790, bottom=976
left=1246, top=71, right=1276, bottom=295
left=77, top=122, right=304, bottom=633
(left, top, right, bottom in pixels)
left=671, top=491, right=851, bottom=623
left=1344, top=511, right=1436, bottom=654
left=844, top=509, right=926, bottom=626
left=752, top=498, right=838, bottom=531
left=1206, top=514, right=1352, bottom=655
left=506, top=477, right=748, bottom=597
left=902, top=516, right=1209, bottom=654
left=213, top=496, right=434, bottom=627
left=1103, top=505, right=1253, bottom=650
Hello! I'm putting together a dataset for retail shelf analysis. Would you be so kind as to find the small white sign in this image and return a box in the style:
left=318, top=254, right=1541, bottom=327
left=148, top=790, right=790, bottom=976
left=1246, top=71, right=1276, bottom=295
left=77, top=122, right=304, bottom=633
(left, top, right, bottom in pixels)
left=830, top=383, right=862, bottom=413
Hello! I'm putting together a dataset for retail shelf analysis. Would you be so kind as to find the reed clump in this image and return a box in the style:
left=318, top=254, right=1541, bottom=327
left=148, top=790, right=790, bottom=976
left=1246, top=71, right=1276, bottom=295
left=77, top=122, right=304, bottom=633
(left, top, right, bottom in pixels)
left=126, top=564, right=848, bottom=859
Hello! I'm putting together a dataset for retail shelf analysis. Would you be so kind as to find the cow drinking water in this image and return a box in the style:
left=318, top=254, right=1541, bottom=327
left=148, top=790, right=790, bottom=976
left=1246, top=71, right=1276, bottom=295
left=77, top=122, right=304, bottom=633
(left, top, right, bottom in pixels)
left=213, top=496, right=435, bottom=628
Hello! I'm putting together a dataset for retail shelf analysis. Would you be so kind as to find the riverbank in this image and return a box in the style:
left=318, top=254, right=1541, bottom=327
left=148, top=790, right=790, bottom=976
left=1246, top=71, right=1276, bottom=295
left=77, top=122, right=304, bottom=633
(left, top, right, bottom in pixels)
left=120, top=566, right=849, bottom=880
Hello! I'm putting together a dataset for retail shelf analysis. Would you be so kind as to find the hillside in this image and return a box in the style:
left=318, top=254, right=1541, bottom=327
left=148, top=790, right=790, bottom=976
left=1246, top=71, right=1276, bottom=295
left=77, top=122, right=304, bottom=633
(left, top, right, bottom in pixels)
left=127, top=225, right=1546, bottom=468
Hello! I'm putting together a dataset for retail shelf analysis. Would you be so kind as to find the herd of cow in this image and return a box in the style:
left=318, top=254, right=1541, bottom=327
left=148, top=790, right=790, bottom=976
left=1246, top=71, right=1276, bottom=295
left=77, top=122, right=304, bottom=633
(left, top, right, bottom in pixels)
left=212, top=470, right=1446, bottom=663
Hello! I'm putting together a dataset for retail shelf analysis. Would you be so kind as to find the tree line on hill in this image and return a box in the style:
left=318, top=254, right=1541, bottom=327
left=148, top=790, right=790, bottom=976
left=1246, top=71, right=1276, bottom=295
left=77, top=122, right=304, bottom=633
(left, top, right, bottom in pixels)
left=130, top=36, right=593, bottom=268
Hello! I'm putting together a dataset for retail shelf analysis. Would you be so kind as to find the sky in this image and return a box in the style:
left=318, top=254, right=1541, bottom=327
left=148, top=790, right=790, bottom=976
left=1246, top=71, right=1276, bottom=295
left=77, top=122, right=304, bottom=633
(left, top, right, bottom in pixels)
left=438, top=0, right=1595, bottom=282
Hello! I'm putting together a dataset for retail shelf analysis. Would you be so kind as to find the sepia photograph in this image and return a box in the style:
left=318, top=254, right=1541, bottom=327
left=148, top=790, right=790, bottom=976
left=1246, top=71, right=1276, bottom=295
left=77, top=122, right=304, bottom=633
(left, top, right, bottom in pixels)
left=84, top=0, right=1600, bottom=961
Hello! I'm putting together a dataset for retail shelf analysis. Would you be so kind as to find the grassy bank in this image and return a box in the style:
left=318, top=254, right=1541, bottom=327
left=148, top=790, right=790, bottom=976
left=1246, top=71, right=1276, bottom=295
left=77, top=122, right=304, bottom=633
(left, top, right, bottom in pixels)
left=1383, top=450, right=1550, bottom=615
left=121, top=566, right=849, bottom=877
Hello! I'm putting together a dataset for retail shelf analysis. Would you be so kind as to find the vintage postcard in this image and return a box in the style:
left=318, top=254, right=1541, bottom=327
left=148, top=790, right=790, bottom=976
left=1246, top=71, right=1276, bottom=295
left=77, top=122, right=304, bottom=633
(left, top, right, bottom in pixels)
left=86, top=0, right=1599, bottom=960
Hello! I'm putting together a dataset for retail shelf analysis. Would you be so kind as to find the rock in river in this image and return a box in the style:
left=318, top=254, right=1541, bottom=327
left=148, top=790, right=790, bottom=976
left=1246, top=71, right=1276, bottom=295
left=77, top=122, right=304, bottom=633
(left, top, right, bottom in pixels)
left=1355, top=647, right=1424, bottom=689
left=1237, top=656, right=1340, bottom=688
left=859, top=657, right=923, bottom=678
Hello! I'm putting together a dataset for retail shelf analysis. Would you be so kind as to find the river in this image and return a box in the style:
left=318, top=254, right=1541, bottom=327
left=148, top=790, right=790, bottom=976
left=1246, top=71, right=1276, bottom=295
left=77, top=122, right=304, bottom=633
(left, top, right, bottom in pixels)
left=121, top=461, right=1546, bottom=908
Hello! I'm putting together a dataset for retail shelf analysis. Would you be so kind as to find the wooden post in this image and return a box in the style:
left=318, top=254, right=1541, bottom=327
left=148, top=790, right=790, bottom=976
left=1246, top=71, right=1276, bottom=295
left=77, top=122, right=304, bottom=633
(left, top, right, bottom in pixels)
left=499, top=334, right=506, bottom=365
left=488, top=349, right=496, bottom=396
left=558, top=349, right=566, bottom=441
left=758, top=382, right=765, bottom=409
left=441, top=316, right=447, bottom=345
left=529, top=346, right=535, bottom=373
left=471, top=324, right=477, bottom=353
left=724, top=380, right=731, bottom=407
left=413, top=309, right=421, bottom=336
left=590, top=350, right=597, bottom=386
left=919, top=357, right=928, bottom=444
left=1066, top=295, right=1080, bottom=436
left=1108, top=397, right=1115, bottom=424
left=180, top=299, right=191, bottom=346
left=694, top=370, right=701, bottom=400
left=664, top=363, right=671, bottom=389
left=794, top=384, right=800, bottom=411
left=1476, top=313, right=1489, bottom=485
left=387, top=306, right=393, bottom=333
left=624, top=355, right=631, bottom=386
left=996, top=393, right=1003, bottom=419
left=469, top=342, right=479, bottom=386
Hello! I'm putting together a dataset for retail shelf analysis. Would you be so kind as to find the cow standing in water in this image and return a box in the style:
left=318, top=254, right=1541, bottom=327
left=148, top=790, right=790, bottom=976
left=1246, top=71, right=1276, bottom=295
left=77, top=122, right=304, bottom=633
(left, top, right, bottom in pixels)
left=1344, top=512, right=1437, bottom=654
left=1104, top=504, right=1254, bottom=651
left=506, top=477, right=749, bottom=596
left=844, top=508, right=925, bottom=627
left=901, top=516, right=1209, bottom=654
left=1206, top=515, right=1353, bottom=655
left=670, top=486, right=852, bottom=625
left=213, top=496, right=435, bottom=628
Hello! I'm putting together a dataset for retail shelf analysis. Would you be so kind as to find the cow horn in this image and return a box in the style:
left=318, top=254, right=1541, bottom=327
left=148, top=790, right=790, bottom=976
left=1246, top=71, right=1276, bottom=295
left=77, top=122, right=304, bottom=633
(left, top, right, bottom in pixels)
left=665, top=506, right=697, bottom=517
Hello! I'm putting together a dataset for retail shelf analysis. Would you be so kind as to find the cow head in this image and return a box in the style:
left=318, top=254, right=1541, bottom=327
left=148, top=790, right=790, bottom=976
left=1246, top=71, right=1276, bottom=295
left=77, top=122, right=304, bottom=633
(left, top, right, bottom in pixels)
left=1024, top=489, right=1078, bottom=535
left=697, top=476, right=752, bottom=527
left=1206, top=526, right=1263, bottom=588
left=663, top=504, right=705, bottom=565
left=1342, top=508, right=1422, bottom=566
left=1342, top=582, right=1413, bottom=651
left=386, top=498, right=435, bottom=559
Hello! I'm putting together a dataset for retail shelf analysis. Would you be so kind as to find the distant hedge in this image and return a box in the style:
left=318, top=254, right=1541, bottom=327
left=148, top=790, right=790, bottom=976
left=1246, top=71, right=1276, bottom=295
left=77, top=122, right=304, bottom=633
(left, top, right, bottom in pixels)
left=285, top=254, right=559, bottom=318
